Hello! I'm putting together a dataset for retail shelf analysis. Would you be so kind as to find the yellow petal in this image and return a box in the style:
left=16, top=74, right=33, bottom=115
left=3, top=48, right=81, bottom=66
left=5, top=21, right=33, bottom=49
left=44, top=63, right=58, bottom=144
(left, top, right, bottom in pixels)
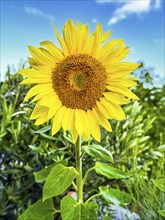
left=75, top=109, right=85, bottom=135
left=96, top=100, right=113, bottom=119
left=106, top=85, right=139, bottom=100
left=107, top=78, right=138, bottom=87
left=106, top=62, right=140, bottom=77
left=103, top=92, right=130, bottom=105
left=101, top=97, right=126, bottom=120
left=62, top=107, right=72, bottom=131
left=47, top=101, right=62, bottom=119
left=23, top=83, right=52, bottom=101
left=20, top=77, right=51, bottom=84
left=101, top=30, right=112, bottom=43
left=19, top=68, right=51, bottom=78
left=28, top=46, right=55, bottom=67
left=28, top=57, right=43, bottom=70
left=63, top=20, right=77, bottom=54
left=52, top=23, right=69, bottom=56
left=30, top=90, right=55, bottom=103
left=28, top=57, right=53, bottom=72
left=109, top=102, right=126, bottom=120
left=87, top=110, right=100, bottom=142
left=91, top=23, right=102, bottom=56
left=101, top=40, right=125, bottom=66
left=100, top=98, right=114, bottom=117
left=82, top=110, right=91, bottom=141
left=35, top=113, right=48, bottom=125
left=92, top=107, right=112, bottom=132
left=39, top=93, right=61, bottom=107
left=115, top=46, right=130, bottom=63
left=95, top=39, right=123, bottom=60
left=52, top=106, right=66, bottom=135
left=76, top=23, right=89, bottom=53
left=30, top=104, right=48, bottom=120
left=82, top=34, right=95, bottom=55
left=40, top=41, right=64, bottom=61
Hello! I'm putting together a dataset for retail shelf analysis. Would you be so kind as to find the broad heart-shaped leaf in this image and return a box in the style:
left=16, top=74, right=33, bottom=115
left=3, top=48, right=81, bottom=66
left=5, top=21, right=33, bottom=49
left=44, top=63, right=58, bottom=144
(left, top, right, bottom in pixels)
left=82, top=145, right=113, bottom=163
left=18, top=198, right=55, bottom=220
left=158, top=210, right=165, bottom=217
left=34, top=164, right=56, bottom=183
left=95, top=162, right=129, bottom=179
left=43, top=164, right=78, bottom=201
left=86, top=202, right=98, bottom=220
left=151, top=179, right=165, bottom=192
left=61, top=196, right=90, bottom=220
left=99, top=186, right=132, bottom=206
left=33, top=160, right=68, bottom=183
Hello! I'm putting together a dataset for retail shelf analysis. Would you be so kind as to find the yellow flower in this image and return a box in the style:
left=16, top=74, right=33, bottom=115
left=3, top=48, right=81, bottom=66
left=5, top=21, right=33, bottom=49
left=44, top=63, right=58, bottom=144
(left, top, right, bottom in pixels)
left=19, top=20, right=139, bottom=143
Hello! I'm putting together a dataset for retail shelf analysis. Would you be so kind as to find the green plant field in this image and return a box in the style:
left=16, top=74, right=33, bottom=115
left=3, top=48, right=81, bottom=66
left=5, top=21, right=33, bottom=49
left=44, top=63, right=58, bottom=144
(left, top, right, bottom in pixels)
left=0, top=64, right=164, bottom=220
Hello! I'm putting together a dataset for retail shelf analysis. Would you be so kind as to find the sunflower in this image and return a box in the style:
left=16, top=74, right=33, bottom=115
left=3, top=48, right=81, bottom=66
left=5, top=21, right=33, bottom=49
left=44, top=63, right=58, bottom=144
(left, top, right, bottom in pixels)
left=19, top=20, right=139, bottom=143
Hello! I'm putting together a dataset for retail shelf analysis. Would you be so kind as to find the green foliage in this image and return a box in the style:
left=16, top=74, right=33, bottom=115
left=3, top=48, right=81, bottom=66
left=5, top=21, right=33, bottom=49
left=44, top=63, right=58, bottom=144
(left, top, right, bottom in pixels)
left=61, top=196, right=90, bottom=220
left=99, top=187, right=132, bottom=206
left=43, top=164, right=78, bottom=200
left=18, top=199, right=55, bottom=220
left=151, top=179, right=165, bottom=192
left=95, top=162, right=129, bottom=179
left=82, top=145, right=113, bottom=163
left=1, top=63, right=165, bottom=220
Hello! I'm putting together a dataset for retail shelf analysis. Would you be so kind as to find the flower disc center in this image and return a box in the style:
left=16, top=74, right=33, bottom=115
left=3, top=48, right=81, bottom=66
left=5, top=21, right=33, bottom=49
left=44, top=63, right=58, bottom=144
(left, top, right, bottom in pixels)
left=69, top=71, right=88, bottom=91
left=52, top=54, right=107, bottom=110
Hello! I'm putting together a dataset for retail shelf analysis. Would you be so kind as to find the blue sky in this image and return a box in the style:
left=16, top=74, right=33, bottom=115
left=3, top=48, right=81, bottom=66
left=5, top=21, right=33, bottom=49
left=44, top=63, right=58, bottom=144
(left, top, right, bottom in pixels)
left=1, top=0, right=165, bottom=84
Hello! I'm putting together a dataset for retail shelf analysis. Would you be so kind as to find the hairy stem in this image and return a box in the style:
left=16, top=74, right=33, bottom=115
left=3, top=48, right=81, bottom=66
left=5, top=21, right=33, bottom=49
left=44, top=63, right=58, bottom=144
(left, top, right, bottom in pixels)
left=75, top=136, right=83, bottom=202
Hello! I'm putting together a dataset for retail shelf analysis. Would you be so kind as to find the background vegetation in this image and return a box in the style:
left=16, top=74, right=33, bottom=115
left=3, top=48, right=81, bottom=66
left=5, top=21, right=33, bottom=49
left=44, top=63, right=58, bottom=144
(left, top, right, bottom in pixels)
left=0, top=63, right=164, bottom=220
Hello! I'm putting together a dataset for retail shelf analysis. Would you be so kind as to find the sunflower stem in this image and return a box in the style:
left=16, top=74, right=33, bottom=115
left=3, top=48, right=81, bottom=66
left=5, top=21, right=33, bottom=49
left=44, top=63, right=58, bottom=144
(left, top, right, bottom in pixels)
left=75, top=136, right=83, bottom=202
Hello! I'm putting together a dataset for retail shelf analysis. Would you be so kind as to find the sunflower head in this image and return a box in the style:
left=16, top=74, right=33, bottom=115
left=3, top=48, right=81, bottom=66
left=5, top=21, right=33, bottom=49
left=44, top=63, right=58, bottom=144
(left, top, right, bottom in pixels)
left=19, top=19, right=139, bottom=143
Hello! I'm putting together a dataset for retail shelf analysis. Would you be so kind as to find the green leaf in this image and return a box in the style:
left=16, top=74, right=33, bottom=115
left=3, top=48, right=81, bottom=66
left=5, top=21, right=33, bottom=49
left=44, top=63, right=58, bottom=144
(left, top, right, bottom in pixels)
left=82, top=145, right=113, bottom=163
left=61, top=196, right=90, bottom=220
left=102, top=217, right=112, bottom=220
left=95, top=162, right=129, bottom=179
left=34, top=164, right=56, bottom=183
left=12, top=111, right=26, bottom=117
left=99, top=186, right=132, bottom=206
left=151, top=179, right=165, bottom=192
left=18, top=198, right=55, bottom=220
left=86, top=202, right=98, bottom=220
left=43, top=164, right=78, bottom=201
left=158, top=210, right=165, bottom=217
left=34, top=161, right=68, bottom=183
left=40, top=132, right=57, bottom=140
left=33, top=125, right=51, bottom=133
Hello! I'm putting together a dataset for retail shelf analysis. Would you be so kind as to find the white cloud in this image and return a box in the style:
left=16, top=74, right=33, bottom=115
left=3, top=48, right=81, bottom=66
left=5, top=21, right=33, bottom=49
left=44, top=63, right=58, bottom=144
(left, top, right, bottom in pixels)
left=96, top=0, right=161, bottom=25
left=24, top=6, right=54, bottom=21
left=154, top=0, right=161, bottom=9
left=92, top=18, right=98, bottom=23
